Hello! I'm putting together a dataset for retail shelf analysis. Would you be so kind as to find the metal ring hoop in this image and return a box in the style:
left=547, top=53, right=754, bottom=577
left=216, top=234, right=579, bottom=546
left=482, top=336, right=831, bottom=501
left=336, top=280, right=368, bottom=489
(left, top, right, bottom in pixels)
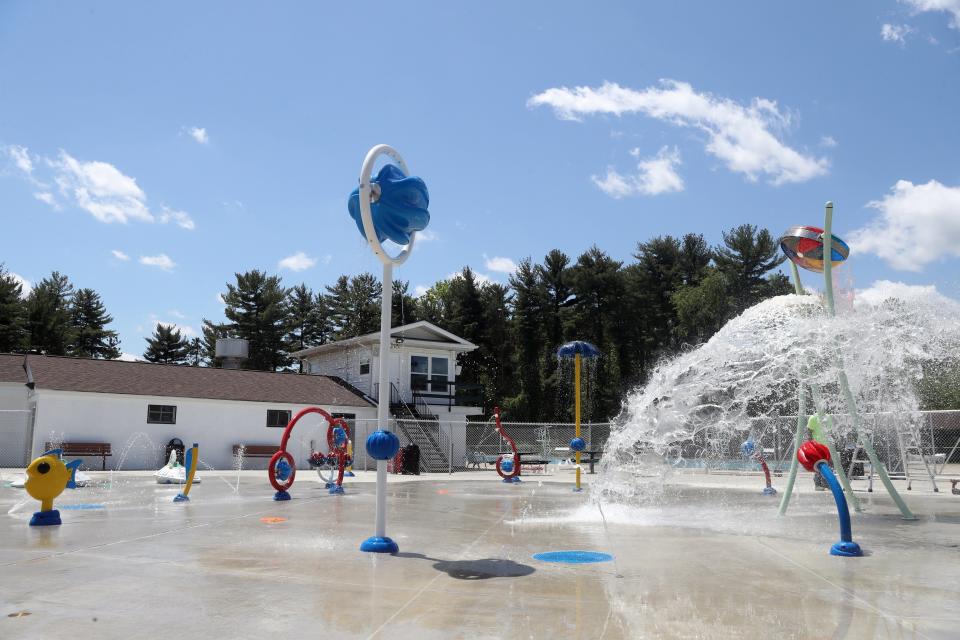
left=359, top=144, right=416, bottom=266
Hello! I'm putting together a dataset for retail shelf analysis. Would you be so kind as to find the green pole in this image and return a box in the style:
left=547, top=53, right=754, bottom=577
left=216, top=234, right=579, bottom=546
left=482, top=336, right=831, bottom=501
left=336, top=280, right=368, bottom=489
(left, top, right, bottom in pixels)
left=778, top=263, right=807, bottom=516
left=822, top=202, right=915, bottom=520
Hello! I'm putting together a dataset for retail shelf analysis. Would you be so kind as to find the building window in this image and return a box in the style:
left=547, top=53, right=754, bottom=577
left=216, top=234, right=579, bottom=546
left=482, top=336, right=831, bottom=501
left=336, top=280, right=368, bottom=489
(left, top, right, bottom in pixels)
left=147, top=405, right=177, bottom=424
left=410, top=356, right=450, bottom=393
left=359, top=353, right=370, bottom=376
left=266, top=409, right=291, bottom=428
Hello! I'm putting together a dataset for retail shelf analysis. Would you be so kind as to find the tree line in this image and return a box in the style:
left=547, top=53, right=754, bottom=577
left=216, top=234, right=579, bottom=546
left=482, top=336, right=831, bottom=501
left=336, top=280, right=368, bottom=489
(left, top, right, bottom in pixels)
left=0, top=225, right=793, bottom=419
left=194, top=223, right=795, bottom=420
left=2, top=223, right=873, bottom=420
left=0, top=268, right=120, bottom=359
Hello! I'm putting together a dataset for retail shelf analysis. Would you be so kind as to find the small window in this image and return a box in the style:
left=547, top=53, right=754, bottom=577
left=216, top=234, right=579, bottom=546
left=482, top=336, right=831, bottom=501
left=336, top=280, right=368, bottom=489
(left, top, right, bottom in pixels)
left=359, top=353, right=370, bottom=376
left=266, top=409, right=291, bottom=428
left=147, top=405, right=177, bottom=424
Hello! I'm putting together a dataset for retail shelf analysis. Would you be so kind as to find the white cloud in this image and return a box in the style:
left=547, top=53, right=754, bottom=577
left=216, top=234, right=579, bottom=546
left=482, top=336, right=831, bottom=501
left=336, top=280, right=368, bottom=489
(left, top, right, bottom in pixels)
left=111, top=249, right=130, bottom=261
left=850, top=179, right=960, bottom=271
left=168, top=309, right=186, bottom=319
left=158, top=206, right=195, bottom=230
left=5, top=146, right=194, bottom=229
left=820, top=136, right=838, bottom=148
left=33, top=192, right=57, bottom=207
left=117, top=352, right=141, bottom=362
left=157, top=321, right=197, bottom=337
left=447, top=270, right=495, bottom=286
left=8, top=272, right=31, bottom=298
left=528, top=80, right=828, bottom=185
left=216, top=292, right=226, bottom=304
left=484, top=255, right=518, bottom=274
left=903, top=0, right=960, bottom=29
left=50, top=150, right=153, bottom=224
left=278, top=251, right=317, bottom=272
left=139, top=254, right=176, bottom=272
left=413, top=285, right=430, bottom=297
left=593, top=146, right=684, bottom=198
left=187, top=127, right=209, bottom=144
left=8, top=145, right=33, bottom=175
left=856, top=280, right=957, bottom=307
left=416, top=229, right=439, bottom=243
left=881, top=23, right=915, bottom=43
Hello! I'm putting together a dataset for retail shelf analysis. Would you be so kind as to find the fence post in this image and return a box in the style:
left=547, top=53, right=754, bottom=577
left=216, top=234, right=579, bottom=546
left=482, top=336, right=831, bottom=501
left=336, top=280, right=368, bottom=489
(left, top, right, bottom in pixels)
left=449, top=424, right=453, bottom=475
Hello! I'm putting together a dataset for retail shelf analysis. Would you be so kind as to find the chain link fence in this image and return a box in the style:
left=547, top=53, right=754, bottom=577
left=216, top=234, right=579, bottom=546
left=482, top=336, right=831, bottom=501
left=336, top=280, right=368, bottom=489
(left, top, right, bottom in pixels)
left=345, top=410, right=960, bottom=481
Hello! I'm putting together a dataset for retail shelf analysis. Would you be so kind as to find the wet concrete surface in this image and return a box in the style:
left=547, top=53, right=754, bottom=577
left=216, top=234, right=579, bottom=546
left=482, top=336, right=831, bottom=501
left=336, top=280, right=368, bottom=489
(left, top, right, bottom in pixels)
left=1, top=470, right=958, bottom=639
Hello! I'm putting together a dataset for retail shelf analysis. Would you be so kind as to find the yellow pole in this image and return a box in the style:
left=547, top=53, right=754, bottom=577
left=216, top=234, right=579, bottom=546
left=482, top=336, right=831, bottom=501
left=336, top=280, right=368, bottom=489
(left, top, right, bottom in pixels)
left=575, top=353, right=581, bottom=491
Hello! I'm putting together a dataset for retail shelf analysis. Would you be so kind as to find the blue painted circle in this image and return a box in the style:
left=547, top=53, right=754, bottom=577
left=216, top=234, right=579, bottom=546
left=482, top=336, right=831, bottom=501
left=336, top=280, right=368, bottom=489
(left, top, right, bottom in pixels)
left=740, top=440, right=756, bottom=457
left=333, top=426, right=347, bottom=446
left=570, top=438, right=586, bottom=452
left=533, top=550, right=613, bottom=564
left=366, top=430, right=400, bottom=461
left=61, top=503, right=105, bottom=510
left=500, top=459, right=514, bottom=473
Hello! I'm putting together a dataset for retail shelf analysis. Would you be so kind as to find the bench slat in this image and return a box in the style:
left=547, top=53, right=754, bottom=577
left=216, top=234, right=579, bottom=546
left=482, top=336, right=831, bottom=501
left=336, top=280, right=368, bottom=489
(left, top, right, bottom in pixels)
left=45, top=442, right=112, bottom=471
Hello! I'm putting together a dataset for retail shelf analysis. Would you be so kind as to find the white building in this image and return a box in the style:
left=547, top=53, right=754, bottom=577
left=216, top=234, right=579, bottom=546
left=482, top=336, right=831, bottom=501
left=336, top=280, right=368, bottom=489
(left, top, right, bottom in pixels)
left=292, top=321, right=485, bottom=470
left=0, top=354, right=375, bottom=471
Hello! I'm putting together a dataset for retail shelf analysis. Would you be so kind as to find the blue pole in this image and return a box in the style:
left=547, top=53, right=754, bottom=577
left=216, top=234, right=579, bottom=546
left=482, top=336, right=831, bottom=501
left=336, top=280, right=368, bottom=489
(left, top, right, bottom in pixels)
left=815, top=461, right=863, bottom=557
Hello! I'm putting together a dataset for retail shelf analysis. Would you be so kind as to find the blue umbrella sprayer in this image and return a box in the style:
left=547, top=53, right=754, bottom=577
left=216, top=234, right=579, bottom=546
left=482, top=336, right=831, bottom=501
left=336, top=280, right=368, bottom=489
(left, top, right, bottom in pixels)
left=557, top=341, right=600, bottom=492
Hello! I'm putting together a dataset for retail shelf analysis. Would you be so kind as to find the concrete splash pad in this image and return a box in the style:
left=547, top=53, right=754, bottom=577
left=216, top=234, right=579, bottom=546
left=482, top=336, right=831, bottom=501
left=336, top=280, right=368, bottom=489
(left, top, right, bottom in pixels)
left=1, top=471, right=958, bottom=639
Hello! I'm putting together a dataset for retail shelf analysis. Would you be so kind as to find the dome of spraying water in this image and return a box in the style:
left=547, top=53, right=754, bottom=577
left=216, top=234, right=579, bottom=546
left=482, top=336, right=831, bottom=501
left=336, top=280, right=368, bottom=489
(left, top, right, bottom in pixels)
left=594, top=290, right=960, bottom=502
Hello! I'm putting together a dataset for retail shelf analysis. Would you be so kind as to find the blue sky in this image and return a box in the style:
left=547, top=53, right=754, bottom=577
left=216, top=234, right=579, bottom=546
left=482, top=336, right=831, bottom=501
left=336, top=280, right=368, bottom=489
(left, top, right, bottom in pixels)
left=2, top=1, right=959, bottom=358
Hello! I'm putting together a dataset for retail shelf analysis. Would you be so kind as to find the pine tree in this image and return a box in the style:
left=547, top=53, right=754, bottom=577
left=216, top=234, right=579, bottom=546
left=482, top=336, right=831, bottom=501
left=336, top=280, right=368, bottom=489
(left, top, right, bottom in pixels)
left=714, top=224, right=787, bottom=315
left=199, top=319, right=231, bottom=367
left=507, top=259, right=546, bottom=419
left=0, top=265, right=27, bottom=352
left=325, top=273, right=380, bottom=339
left=69, top=288, right=121, bottom=359
left=143, top=323, right=191, bottom=364
left=187, top=337, right=203, bottom=366
left=222, top=270, right=290, bottom=371
left=25, top=271, right=75, bottom=355
left=391, top=280, right=420, bottom=326
left=286, top=284, right=330, bottom=372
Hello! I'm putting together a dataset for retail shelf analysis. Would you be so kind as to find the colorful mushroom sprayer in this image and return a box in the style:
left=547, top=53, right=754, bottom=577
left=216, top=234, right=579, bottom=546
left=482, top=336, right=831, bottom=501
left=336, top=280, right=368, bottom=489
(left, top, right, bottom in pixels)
left=776, top=202, right=915, bottom=525
left=348, top=144, right=430, bottom=554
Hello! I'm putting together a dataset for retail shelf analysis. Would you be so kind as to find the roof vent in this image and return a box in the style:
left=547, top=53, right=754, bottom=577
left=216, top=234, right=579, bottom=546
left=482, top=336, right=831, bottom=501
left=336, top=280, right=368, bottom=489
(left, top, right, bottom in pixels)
left=216, top=338, right=249, bottom=370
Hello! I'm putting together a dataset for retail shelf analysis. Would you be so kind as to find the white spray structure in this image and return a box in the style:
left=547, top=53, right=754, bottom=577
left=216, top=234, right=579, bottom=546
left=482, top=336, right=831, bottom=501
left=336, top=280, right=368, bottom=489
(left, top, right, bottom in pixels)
left=595, top=204, right=960, bottom=515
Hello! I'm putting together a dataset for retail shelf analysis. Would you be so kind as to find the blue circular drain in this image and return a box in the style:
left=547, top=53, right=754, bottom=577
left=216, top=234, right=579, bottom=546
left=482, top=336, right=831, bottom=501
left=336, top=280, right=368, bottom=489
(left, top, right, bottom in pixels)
left=60, top=504, right=105, bottom=510
left=533, top=551, right=613, bottom=564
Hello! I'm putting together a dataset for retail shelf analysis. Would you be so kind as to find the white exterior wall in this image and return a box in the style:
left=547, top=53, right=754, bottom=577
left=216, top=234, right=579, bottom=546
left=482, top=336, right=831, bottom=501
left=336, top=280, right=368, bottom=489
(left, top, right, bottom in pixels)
left=30, top=389, right=375, bottom=471
left=308, top=344, right=372, bottom=395
left=307, top=343, right=460, bottom=406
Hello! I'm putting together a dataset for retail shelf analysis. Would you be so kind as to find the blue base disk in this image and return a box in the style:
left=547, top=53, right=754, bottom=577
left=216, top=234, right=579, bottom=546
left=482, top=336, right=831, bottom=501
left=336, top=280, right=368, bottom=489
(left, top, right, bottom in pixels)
left=573, top=487, right=584, bottom=492
left=344, top=471, right=355, bottom=477
left=830, top=541, right=863, bottom=557
left=29, top=510, right=61, bottom=526
left=328, top=485, right=345, bottom=495
left=502, top=476, right=521, bottom=483
left=324, top=482, right=334, bottom=489
left=273, top=490, right=291, bottom=501
left=173, top=494, right=190, bottom=503
left=360, top=536, right=399, bottom=554
left=533, top=550, right=613, bottom=564
left=762, top=486, right=778, bottom=496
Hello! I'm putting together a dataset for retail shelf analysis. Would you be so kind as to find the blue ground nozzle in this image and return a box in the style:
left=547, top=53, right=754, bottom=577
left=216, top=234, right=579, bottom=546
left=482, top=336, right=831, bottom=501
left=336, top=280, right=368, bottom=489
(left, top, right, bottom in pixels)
left=273, top=490, right=291, bottom=501
left=360, top=536, right=399, bottom=554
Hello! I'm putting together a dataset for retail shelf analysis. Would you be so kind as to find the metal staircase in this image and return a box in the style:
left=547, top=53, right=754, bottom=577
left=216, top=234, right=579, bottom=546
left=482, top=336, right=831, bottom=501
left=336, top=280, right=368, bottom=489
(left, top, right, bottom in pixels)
left=895, top=416, right=938, bottom=492
left=386, top=383, right=450, bottom=473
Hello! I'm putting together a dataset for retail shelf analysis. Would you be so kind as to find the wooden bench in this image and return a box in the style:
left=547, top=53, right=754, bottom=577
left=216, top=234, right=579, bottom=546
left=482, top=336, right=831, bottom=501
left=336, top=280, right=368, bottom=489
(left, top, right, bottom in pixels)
left=45, top=441, right=111, bottom=471
left=233, top=444, right=280, bottom=458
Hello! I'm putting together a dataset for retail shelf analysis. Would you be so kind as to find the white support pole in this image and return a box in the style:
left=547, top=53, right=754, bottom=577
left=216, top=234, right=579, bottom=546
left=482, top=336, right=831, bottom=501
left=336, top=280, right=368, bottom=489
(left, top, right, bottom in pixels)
left=374, top=262, right=393, bottom=539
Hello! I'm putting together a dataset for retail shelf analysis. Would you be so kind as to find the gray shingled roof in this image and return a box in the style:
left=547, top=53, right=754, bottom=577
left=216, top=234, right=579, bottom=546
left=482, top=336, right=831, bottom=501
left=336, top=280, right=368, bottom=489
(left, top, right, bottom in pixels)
left=0, top=354, right=373, bottom=407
